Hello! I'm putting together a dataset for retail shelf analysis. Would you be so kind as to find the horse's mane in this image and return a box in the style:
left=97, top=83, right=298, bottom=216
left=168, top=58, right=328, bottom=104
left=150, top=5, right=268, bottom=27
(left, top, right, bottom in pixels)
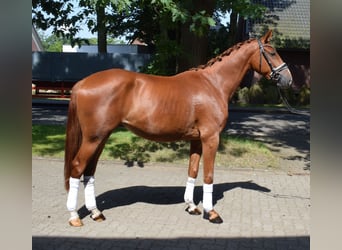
left=191, top=38, right=255, bottom=71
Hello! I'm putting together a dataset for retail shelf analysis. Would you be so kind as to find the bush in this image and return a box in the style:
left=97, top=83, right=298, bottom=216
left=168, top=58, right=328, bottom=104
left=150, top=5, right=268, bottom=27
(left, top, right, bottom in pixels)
left=237, top=87, right=249, bottom=105
left=264, top=85, right=280, bottom=104
left=280, top=85, right=310, bottom=106
left=248, top=83, right=264, bottom=104
left=298, top=86, right=310, bottom=105
left=232, top=79, right=310, bottom=107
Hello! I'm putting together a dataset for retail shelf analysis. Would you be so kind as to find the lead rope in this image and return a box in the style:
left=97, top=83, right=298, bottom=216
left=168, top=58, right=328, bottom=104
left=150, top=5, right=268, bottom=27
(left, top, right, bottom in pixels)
left=277, top=87, right=310, bottom=116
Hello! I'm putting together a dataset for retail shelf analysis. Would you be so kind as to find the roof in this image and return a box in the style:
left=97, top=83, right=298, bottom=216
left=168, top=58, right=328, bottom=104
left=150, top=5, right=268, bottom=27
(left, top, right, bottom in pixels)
left=32, top=26, right=44, bottom=51
left=247, top=0, right=310, bottom=48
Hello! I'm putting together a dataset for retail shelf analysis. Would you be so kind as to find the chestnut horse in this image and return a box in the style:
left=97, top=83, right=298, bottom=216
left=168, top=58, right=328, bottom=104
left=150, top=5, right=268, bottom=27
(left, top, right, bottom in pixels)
left=64, top=30, right=292, bottom=226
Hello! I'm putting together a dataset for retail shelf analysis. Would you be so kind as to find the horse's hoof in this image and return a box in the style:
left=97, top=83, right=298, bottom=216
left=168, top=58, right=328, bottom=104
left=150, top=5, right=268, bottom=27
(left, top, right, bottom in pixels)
left=204, top=210, right=223, bottom=224
left=91, top=213, right=106, bottom=222
left=68, top=217, right=84, bottom=227
left=209, top=215, right=223, bottom=224
left=185, top=206, right=202, bottom=215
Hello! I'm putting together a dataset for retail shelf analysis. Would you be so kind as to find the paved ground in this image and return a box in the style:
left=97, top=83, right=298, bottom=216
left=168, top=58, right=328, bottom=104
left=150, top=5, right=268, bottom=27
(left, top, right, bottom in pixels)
left=32, top=158, right=309, bottom=250
left=32, top=102, right=310, bottom=249
left=226, top=111, right=310, bottom=174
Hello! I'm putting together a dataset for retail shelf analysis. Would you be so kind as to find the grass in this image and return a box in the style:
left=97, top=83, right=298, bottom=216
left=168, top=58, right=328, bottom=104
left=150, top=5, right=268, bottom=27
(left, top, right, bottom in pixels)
left=32, top=124, right=278, bottom=169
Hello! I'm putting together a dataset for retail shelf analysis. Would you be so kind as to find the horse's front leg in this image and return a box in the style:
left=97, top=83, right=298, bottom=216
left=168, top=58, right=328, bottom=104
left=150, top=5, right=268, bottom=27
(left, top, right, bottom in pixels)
left=184, top=140, right=202, bottom=215
left=201, top=133, right=223, bottom=224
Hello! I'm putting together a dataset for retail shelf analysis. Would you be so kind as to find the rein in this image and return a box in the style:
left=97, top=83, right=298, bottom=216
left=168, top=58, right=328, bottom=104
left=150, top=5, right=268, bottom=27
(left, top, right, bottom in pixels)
left=277, top=87, right=310, bottom=116
left=258, top=39, right=309, bottom=116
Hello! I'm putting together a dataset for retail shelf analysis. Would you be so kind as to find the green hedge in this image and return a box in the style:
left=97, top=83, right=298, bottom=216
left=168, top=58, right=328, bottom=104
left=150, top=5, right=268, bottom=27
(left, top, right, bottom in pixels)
left=232, top=78, right=310, bottom=106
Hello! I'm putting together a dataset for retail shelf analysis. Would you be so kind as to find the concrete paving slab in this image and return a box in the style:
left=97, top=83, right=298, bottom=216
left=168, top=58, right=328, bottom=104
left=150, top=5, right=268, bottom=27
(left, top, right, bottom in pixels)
left=32, top=157, right=309, bottom=250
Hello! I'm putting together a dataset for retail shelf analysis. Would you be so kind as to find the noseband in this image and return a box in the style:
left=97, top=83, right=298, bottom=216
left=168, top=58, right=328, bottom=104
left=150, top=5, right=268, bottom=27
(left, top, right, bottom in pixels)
left=257, top=39, right=289, bottom=83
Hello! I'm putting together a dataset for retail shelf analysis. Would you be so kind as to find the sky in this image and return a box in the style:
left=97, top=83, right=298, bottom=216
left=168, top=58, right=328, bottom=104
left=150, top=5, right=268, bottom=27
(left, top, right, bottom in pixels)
left=39, top=25, right=96, bottom=39
left=35, top=0, right=97, bottom=39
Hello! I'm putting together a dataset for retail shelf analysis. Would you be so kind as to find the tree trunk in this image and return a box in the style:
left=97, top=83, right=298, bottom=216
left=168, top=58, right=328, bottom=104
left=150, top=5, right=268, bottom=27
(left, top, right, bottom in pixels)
left=236, top=16, right=247, bottom=42
left=228, top=10, right=238, bottom=45
left=178, top=0, right=216, bottom=72
left=96, top=4, right=107, bottom=53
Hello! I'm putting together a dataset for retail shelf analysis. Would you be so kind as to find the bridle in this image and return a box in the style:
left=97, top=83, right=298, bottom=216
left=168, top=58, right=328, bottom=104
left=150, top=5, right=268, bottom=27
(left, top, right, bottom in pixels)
left=257, top=39, right=309, bottom=116
left=257, top=39, right=289, bottom=84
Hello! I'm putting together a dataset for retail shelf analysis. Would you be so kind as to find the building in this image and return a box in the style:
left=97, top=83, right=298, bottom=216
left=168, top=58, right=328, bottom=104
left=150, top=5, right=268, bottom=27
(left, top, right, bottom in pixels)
left=247, top=0, right=310, bottom=48
left=32, top=26, right=44, bottom=52
left=32, top=26, right=44, bottom=92
left=242, top=0, right=310, bottom=88
left=62, top=44, right=150, bottom=54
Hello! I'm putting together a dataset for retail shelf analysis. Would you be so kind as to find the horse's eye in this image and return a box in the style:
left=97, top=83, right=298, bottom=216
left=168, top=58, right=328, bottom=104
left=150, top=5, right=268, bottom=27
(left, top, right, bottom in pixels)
left=266, top=49, right=276, bottom=56
left=265, top=45, right=276, bottom=56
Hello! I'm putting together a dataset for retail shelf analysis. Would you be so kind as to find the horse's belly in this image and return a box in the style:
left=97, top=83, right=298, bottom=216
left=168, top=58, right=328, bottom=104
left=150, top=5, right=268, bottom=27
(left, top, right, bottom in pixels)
left=122, top=119, right=200, bottom=142
left=121, top=94, right=199, bottom=141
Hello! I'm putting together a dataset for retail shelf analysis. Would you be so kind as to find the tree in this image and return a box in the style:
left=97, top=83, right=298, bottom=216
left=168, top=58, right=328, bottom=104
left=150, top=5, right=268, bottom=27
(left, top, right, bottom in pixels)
left=140, top=0, right=266, bottom=73
left=32, top=0, right=266, bottom=73
left=39, top=33, right=66, bottom=52
left=32, top=0, right=134, bottom=52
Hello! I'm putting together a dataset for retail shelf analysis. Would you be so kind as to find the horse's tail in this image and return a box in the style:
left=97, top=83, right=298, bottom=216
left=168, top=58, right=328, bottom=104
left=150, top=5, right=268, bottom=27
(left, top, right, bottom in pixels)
left=64, top=95, right=82, bottom=191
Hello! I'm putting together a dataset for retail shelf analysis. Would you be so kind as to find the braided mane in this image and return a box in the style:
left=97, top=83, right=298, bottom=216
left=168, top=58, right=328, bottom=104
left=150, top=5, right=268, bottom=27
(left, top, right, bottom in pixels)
left=191, top=38, right=255, bottom=71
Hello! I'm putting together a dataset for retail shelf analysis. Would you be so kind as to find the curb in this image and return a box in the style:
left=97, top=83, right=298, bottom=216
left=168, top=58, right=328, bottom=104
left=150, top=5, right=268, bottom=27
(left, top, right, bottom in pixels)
left=32, top=98, right=310, bottom=115
left=32, top=98, right=69, bottom=107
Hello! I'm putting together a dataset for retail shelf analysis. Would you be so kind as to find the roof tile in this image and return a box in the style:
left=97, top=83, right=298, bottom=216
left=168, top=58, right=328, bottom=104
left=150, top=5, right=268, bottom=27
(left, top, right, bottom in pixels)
left=249, top=0, right=310, bottom=42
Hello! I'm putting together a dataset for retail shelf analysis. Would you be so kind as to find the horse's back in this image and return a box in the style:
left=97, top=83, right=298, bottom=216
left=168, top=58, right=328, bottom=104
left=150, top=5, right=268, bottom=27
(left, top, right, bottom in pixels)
left=73, top=68, right=136, bottom=92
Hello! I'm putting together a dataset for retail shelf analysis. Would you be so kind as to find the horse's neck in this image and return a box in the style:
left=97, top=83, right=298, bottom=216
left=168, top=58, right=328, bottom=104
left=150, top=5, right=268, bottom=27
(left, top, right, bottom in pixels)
left=205, top=43, right=257, bottom=100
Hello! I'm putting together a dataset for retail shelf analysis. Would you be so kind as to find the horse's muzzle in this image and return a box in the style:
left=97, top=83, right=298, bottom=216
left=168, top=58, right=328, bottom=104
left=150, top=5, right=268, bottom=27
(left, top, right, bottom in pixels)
left=276, top=74, right=293, bottom=89
left=270, top=63, right=293, bottom=89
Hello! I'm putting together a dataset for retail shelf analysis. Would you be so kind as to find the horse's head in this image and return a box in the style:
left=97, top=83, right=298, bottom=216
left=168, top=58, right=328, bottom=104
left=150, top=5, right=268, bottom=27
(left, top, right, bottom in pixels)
left=251, top=30, right=293, bottom=89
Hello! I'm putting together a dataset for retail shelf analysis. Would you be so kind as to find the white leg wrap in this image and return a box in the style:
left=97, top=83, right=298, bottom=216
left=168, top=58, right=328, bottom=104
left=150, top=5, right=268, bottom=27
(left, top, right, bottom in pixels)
left=184, top=177, right=196, bottom=208
left=203, top=183, right=213, bottom=212
left=84, top=176, right=97, bottom=211
left=69, top=211, right=79, bottom=221
left=66, top=177, right=80, bottom=213
left=90, top=208, right=102, bottom=219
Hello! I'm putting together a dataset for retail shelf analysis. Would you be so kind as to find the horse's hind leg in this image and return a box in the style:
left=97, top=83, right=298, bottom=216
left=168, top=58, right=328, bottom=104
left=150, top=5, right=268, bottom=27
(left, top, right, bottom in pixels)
left=67, top=136, right=108, bottom=226
left=184, top=140, right=202, bottom=215
left=82, top=138, right=108, bottom=222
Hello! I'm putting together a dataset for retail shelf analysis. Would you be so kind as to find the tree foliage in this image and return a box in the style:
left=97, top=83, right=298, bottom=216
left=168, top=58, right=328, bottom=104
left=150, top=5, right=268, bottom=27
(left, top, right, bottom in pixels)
left=32, top=0, right=266, bottom=73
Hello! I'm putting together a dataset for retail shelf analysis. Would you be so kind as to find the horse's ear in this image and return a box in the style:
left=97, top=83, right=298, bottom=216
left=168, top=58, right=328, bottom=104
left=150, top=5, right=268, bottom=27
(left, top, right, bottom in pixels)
left=261, top=30, right=273, bottom=43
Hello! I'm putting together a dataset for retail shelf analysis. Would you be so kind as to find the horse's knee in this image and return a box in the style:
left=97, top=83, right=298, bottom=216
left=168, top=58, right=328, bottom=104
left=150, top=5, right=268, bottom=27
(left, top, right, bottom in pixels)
left=203, top=175, right=213, bottom=184
left=189, top=166, right=199, bottom=178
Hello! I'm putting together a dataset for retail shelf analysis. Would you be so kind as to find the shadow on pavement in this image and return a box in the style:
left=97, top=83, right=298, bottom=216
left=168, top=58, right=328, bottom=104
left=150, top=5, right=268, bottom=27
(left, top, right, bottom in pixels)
left=226, top=112, right=310, bottom=170
left=32, top=236, right=309, bottom=250
left=78, top=181, right=271, bottom=219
